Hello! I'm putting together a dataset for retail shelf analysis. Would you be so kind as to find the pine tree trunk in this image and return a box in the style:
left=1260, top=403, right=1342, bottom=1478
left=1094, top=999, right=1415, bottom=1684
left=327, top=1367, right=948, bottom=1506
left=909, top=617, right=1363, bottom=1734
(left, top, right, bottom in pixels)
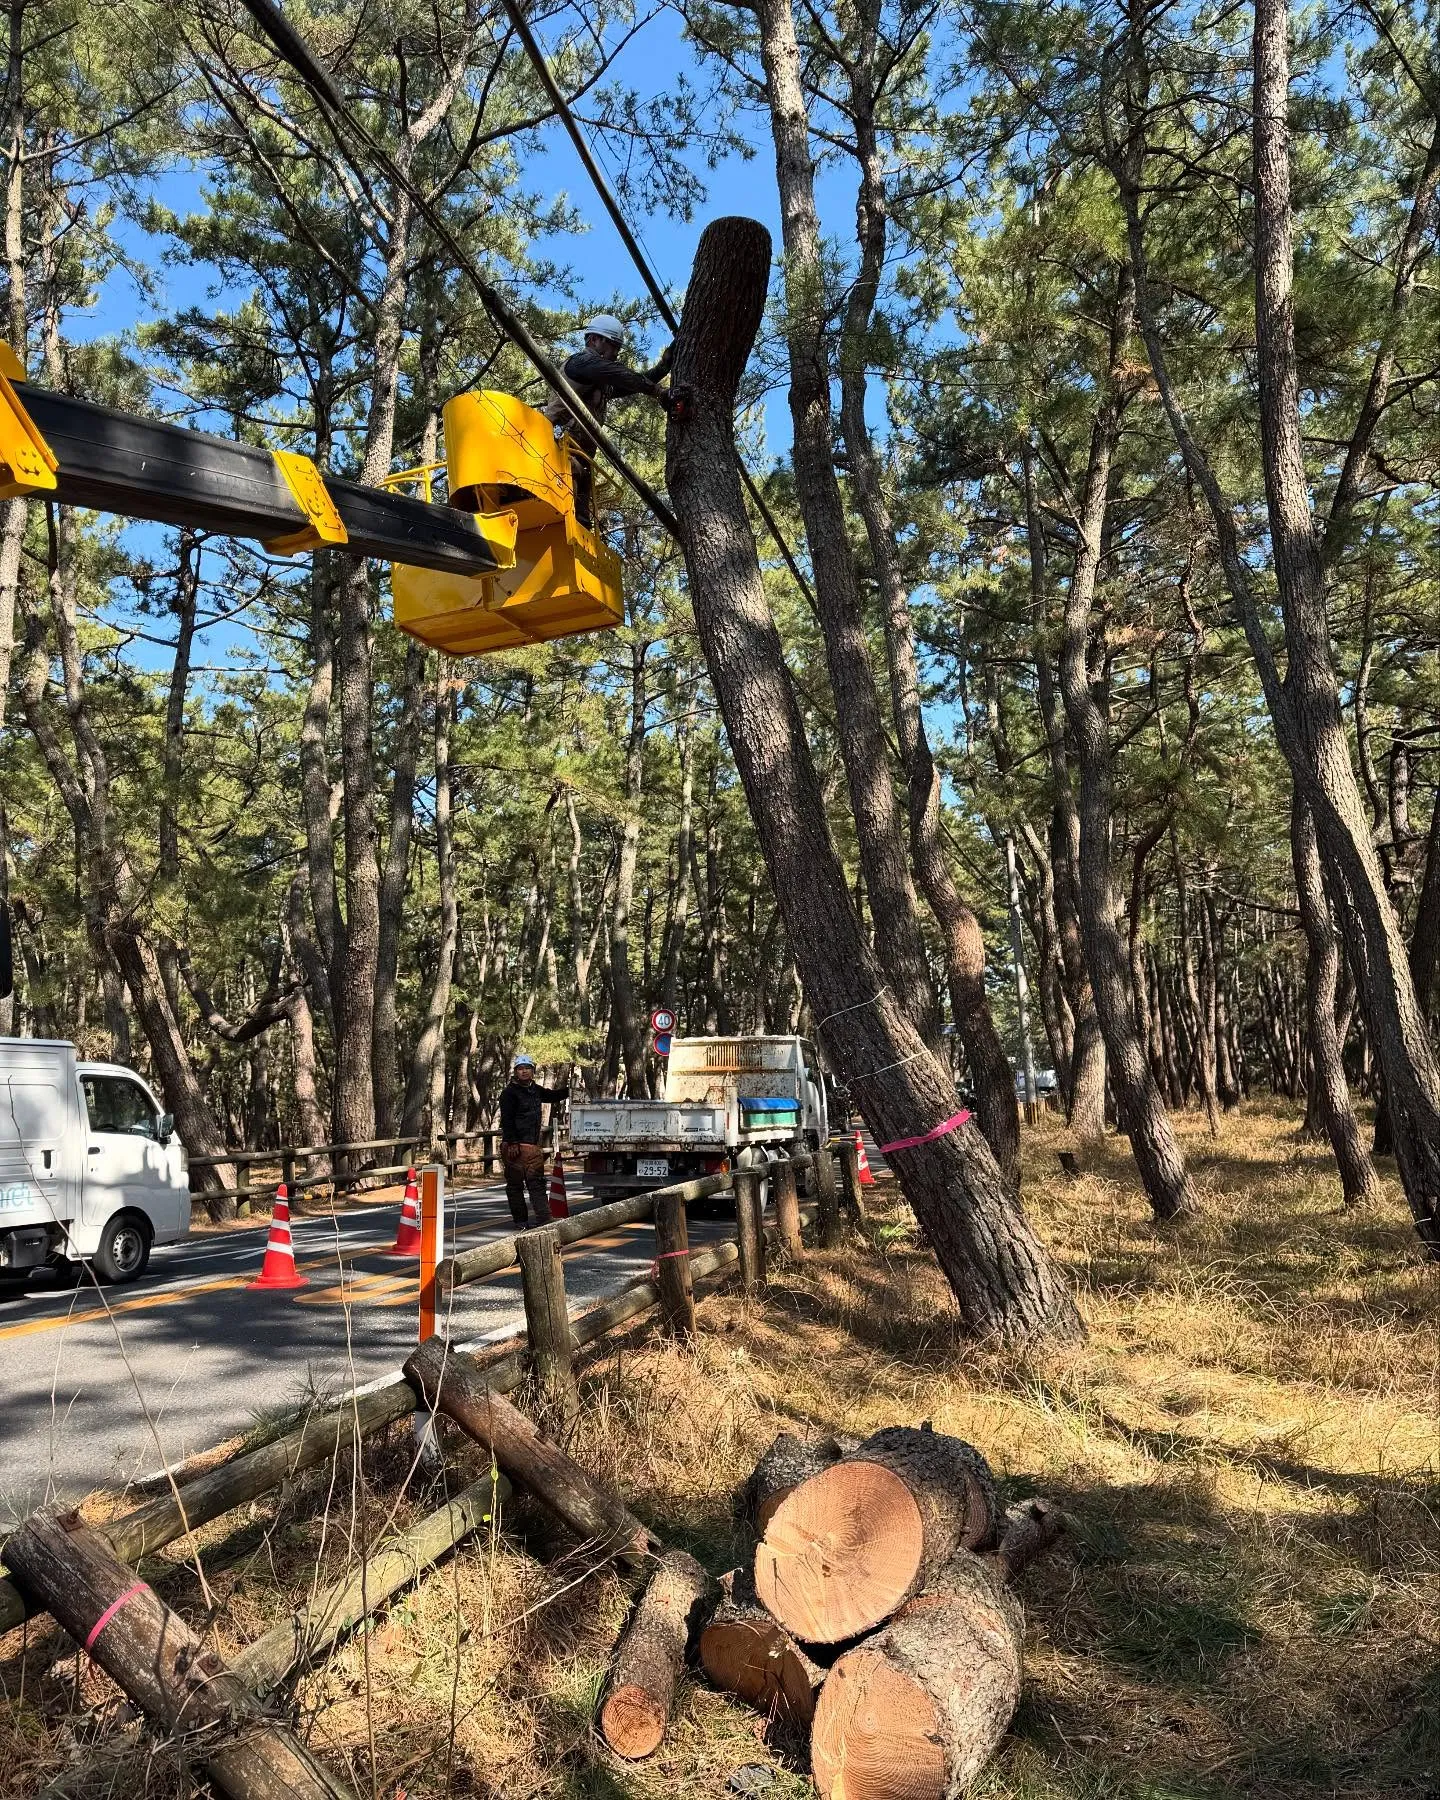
left=1291, top=793, right=1382, bottom=1204
left=374, top=639, right=426, bottom=1136
left=1024, top=451, right=1106, bottom=1139
left=834, top=45, right=1018, bottom=1179
left=750, top=0, right=938, bottom=1046
left=666, top=216, right=1083, bottom=1345
left=611, top=637, right=650, bottom=1096
left=1054, top=275, right=1197, bottom=1222
left=402, top=669, right=459, bottom=1142
left=1123, top=5, right=1440, bottom=1253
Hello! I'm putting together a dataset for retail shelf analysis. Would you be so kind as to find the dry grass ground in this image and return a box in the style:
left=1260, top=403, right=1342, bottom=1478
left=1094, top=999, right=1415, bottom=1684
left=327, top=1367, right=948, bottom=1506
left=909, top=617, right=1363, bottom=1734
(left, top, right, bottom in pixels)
left=2, top=1100, right=1436, bottom=1799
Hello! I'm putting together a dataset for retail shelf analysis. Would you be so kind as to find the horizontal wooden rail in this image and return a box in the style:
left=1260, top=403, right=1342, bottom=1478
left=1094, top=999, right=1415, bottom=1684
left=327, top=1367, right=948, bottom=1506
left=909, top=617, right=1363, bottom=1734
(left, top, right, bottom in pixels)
left=435, top=1172, right=734, bottom=1298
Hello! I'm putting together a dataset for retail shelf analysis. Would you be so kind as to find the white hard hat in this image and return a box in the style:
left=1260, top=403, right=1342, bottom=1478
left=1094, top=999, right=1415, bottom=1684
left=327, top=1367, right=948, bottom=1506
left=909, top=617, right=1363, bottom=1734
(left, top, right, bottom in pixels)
left=584, top=314, right=626, bottom=346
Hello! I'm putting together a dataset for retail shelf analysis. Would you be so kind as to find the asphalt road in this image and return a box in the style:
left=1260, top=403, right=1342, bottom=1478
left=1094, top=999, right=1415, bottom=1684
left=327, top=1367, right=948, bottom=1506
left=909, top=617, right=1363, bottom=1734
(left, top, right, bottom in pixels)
left=0, top=1174, right=734, bottom=1516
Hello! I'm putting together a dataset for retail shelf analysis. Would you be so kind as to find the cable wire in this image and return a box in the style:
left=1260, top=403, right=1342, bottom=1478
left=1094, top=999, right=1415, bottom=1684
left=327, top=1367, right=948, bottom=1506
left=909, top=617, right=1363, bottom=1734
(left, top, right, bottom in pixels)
left=236, top=0, right=678, bottom=535
left=493, top=0, right=821, bottom=614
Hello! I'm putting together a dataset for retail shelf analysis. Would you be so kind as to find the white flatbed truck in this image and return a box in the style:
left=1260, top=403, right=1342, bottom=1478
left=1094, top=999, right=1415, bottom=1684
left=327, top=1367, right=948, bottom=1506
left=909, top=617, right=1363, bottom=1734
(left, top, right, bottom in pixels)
left=569, top=1034, right=832, bottom=1202
left=0, top=1038, right=191, bottom=1284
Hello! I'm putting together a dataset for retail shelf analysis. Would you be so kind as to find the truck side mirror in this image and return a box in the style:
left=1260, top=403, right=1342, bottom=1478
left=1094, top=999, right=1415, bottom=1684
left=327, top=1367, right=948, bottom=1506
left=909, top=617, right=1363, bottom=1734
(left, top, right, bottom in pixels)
left=157, top=1112, right=175, bottom=1145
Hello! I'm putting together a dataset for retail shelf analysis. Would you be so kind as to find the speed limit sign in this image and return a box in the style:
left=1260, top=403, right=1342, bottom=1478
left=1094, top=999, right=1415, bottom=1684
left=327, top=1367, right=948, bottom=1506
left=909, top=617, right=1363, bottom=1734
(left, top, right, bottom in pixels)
left=650, top=1007, right=676, bottom=1033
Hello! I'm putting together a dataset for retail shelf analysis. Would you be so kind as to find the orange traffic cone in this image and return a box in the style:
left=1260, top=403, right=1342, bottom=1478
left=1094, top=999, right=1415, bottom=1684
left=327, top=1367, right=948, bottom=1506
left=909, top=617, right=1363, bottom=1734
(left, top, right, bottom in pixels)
left=248, top=1185, right=308, bottom=1290
left=386, top=1168, right=422, bottom=1255
left=548, top=1153, right=570, bottom=1220
left=854, top=1131, right=876, bottom=1187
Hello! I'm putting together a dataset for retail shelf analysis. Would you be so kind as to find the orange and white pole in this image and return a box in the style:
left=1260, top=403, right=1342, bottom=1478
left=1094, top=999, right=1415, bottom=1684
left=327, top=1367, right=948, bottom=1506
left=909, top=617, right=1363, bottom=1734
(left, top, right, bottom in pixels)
left=415, top=1165, right=446, bottom=1468
left=418, top=1165, right=444, bottom=1342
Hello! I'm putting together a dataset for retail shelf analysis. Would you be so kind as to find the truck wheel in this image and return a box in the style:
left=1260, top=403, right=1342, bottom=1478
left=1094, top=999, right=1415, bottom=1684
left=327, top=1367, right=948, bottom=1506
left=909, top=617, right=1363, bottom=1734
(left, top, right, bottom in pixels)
left=91, top=1214, right=151, bottom=1285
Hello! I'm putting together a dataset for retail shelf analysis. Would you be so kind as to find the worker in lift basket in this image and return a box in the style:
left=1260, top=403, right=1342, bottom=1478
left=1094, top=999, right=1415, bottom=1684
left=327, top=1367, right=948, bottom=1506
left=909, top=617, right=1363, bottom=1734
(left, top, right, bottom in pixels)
left=499, top=1053, right=568, bottom=1227
left=544, top=314, right=673, bottom=527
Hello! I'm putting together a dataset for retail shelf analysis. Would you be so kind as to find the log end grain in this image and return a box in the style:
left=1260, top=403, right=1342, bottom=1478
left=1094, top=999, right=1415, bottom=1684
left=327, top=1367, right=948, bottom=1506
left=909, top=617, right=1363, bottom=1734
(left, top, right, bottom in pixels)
left=811, top=1650, right=947, bottom=1799
left=600, top=1682, right=669, bottom=1760
left=699, top=1569, right=823, bottom=1726
left=755, top=1460, right=925, bottom=1643
left=811, top=1554, right=1024, bottom=1800
left=742, top=1430, right=846, bottom=1536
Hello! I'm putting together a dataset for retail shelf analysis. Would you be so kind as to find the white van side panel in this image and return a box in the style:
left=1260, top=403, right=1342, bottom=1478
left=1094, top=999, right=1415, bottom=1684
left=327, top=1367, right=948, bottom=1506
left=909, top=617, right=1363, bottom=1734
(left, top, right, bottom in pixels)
left=0, top=1039, right=81, bottom=1235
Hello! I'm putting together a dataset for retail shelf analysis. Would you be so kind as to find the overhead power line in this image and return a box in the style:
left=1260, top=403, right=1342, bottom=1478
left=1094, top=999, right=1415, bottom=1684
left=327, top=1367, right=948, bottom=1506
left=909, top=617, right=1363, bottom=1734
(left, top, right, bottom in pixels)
left=236, top=0, right=678, bottom=535
left=491, top=0, right=820, bottom=615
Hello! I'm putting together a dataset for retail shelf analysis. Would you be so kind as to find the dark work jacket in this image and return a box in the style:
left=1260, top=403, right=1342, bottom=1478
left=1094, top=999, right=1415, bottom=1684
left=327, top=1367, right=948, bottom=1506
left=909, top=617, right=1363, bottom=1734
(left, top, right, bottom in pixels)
left=499, top=1078, right=568, bottom=1145
left=543, top=349, right=667, bottom=447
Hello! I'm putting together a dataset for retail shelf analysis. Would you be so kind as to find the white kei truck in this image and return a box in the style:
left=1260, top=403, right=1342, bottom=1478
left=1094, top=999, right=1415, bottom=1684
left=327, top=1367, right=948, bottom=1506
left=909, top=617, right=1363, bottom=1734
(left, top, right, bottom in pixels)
left=0, top=1038, right=191, bottom=1285
left=569, top=1034, right=832, bottom=1203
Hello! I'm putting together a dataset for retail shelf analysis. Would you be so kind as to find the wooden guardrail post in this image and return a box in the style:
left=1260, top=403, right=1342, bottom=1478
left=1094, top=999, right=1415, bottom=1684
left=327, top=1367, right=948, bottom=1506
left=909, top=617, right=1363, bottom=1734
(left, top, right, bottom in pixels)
left=837, top=1137, right=867, bottom=1226
left=813, top=1144, right=843, bottom=1249
left=772, top=1155, right=803, bottom=1261
left=654, top=1188, right=696, bottom=1338
left=236, top=1158, right=251, bottom=1217
left=484, top=1129, right=496, bottom=1176
left=734, top=1164, right=766, bottom=1294
left=516, top=1226, right=579, bottom=1419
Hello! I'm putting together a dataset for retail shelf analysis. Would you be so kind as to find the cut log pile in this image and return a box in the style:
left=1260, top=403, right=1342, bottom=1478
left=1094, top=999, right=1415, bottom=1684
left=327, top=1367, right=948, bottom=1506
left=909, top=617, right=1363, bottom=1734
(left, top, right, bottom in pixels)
left=4, top=1321, right=1061, bottom=1799
left=594, top=1418, right=1062, bottom=1792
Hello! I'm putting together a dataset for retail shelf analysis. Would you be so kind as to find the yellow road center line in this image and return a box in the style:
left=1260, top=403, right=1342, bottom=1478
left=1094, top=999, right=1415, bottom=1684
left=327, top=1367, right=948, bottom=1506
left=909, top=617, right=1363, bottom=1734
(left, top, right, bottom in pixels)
left=0, top=1202, right=652, bottom=1339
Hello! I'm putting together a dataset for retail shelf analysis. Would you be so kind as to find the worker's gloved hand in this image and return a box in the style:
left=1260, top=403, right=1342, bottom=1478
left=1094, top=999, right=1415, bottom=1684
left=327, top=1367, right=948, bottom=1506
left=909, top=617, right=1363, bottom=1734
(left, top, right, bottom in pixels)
left=654, top=341, right=675, bottom=373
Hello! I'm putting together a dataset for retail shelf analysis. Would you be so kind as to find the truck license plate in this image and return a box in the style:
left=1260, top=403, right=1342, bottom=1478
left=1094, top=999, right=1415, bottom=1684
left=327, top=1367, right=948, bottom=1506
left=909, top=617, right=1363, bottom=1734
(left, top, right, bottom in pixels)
left=636, top=1157, right=669, bottom=1179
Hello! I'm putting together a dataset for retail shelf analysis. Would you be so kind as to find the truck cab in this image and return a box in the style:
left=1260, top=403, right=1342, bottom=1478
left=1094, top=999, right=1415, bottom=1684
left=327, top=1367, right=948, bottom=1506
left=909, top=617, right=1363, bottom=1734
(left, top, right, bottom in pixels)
left=0, top=1039, right=191, bottom=1285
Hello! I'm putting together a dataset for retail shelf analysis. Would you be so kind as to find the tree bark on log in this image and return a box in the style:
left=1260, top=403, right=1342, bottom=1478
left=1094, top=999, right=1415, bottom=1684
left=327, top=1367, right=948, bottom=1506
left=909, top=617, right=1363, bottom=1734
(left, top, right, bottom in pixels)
left=742, top=1431, right=847, bottom=1535
left=991, top=1497, right=1066, bottom=1584
left=599, top=1549, right=714, bottom=1758
left=404, top=1336, right=652, bottom=1566
left=6, top=1514, right=355, bottom=1800
left=699, top=1566, right=824, bottom=1727
left=755, top=1426, right=999, bottom=1644
left=810, top=1552, right=1024, bottom=1800
left=665, top=214, right=1083, bottom=1346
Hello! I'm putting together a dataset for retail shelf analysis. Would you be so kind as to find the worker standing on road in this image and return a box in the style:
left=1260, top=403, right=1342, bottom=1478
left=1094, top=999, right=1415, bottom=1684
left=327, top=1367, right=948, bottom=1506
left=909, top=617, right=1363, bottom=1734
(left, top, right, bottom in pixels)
left=499, top=1053, right=568, bottom=1227
left=544, top=315, right=673, bottom=527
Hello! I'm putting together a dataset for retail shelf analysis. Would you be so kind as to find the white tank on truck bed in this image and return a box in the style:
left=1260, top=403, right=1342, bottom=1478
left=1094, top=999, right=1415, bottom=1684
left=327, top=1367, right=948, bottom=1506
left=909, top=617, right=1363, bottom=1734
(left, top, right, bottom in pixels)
left=0, top=1038, right=190, bottom=1284
left=570, top=1035, right=831, bottom=1201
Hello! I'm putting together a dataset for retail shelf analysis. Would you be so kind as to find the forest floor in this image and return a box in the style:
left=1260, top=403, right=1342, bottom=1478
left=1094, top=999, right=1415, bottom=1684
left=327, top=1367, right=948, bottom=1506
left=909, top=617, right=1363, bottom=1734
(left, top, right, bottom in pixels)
left=2, top=1100, right=1436, bottom=1799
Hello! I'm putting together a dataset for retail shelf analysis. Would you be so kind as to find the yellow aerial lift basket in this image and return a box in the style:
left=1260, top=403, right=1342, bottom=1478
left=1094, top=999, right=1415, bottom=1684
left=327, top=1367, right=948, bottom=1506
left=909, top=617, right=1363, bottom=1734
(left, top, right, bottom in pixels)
left=391, top=390, right=624, bottom=655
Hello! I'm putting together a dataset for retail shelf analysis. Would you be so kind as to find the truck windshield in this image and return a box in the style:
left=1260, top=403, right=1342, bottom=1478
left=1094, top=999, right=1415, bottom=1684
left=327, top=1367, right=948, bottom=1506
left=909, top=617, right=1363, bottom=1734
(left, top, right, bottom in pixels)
left=82, top=1075, right=159, bottom=1139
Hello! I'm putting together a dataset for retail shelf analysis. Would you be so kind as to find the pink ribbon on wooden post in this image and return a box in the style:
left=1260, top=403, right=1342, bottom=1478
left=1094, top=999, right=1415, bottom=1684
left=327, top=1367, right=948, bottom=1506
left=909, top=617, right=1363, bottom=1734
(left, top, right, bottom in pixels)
left=879, top=1109, right=972, bottom=1156
left=84, top=1580, right=149, bottom=1653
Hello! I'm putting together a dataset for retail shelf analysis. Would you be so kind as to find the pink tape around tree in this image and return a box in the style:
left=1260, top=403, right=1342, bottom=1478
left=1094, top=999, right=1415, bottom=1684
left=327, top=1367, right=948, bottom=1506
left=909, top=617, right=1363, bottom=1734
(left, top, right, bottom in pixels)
left=879, top=1109, right=972, bottom=1155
